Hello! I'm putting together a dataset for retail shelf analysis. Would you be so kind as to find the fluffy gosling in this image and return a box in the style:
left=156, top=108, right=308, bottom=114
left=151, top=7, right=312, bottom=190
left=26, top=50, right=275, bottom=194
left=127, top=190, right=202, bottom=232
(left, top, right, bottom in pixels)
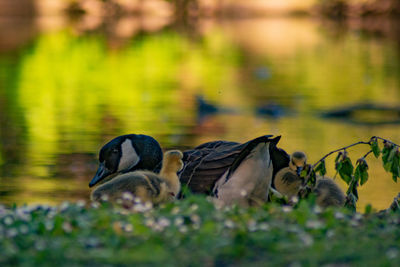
left=91, top=150, right=183, bottom=204
left=274, top=151, right=307, bottom=199
left=314, top=178, right=346, bottom=208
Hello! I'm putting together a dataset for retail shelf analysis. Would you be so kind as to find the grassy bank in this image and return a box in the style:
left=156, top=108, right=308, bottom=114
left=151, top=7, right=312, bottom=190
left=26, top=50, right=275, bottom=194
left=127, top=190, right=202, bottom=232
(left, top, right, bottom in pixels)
left=0, top=196, right=399, bottom=266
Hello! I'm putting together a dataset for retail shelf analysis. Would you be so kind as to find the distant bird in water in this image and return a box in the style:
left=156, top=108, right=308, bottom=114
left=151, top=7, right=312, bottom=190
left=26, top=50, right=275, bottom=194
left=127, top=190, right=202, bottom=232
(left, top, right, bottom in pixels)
left=196, top=95, right=238, bottom=123
left=255, top=102, right=288, bottom=119
left=196, top=95, right=219, bottom=116
left=320, top=102, right=400, bottom=125
left=197, top=95, right=291, bottom=121
left=253, top=67, right=271, bottom=81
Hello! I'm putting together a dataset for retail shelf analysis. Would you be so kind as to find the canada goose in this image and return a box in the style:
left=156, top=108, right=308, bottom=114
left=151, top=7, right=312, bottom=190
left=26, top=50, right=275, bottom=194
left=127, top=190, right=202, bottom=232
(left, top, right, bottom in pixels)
left=91, top=150, right=183, bottom=204
left=89, top=134, right=163, bottom=188
left=212, top=136, right=276, bottom=207
left=313, top=178, right=345, bottom=207
left=274, top=151, right=307, bottom=199
left=89, top=134, right=290, bottom=196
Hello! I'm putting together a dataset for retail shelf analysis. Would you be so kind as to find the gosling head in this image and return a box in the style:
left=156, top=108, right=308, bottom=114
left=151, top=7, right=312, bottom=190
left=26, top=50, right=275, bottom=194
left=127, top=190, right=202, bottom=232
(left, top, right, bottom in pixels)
left=289, top=151, right=307, bottom=176
left=89, top=134, right=163, bottom=188
left=163, top=150, right=184, bottom=172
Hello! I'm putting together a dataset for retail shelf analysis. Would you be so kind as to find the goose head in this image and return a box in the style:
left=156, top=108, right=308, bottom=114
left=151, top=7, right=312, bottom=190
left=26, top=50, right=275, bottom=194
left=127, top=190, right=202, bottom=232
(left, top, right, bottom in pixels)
left=289, top=151, right=307, bottom=176
left=89, top=134, right=163, bottom=188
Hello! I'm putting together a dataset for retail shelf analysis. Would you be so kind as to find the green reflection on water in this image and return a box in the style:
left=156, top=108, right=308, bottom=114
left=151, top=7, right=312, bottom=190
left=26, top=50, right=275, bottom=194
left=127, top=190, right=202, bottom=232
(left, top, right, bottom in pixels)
left=0, top=19, right=400, bottom=209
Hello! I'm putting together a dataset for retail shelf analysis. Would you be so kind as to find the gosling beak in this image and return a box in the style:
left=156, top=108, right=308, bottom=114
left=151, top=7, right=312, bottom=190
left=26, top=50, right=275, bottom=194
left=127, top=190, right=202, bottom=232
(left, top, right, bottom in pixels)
left=89, top=162, right=111, bottom=187
left=296, top=166, right=303, bottom=176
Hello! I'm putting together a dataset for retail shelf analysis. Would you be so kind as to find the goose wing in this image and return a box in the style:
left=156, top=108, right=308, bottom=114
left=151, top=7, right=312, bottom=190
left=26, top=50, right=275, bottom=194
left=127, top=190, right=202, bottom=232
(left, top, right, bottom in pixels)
left=180, top=141, right=247, bottom=194
left=180, top=135, right=288, bottom=194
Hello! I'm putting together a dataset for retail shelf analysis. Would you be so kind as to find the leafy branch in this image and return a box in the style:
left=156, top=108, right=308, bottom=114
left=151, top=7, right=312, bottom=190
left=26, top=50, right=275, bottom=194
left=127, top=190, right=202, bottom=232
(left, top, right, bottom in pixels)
left=301, top=136, right=400, bottom=211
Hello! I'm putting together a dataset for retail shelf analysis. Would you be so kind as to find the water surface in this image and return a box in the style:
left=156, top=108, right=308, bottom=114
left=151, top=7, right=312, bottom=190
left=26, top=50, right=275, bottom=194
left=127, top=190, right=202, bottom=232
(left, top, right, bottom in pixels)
left=0, top=16, right=399, bottom=209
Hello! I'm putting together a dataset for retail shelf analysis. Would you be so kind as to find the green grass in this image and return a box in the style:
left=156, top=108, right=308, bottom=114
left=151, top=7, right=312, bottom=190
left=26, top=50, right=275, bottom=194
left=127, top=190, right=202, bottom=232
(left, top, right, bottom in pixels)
left=0, top=196, right=399, bottom=266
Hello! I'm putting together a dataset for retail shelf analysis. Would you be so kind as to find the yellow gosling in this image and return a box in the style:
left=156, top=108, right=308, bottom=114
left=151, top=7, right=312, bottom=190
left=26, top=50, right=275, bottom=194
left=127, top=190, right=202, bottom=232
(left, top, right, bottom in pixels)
left=91, top=150, right=183, bottom=205
left=274, top=151, right=307, bottom=199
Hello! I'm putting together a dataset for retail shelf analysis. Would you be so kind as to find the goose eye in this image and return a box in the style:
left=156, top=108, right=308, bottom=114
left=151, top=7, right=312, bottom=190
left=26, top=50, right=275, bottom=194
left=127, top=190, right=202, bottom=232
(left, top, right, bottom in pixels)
left=112, top=149, right=118, bottom=154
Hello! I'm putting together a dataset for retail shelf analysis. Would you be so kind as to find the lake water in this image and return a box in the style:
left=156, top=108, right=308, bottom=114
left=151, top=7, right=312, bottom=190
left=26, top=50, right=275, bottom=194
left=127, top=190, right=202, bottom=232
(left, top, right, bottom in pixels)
left=0, top=16, right=399, bottom=210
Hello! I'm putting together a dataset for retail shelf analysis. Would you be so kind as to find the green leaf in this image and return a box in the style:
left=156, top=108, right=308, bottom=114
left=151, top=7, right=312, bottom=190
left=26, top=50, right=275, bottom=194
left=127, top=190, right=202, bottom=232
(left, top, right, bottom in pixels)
left=390, top=152, right=399, bottom=183
left=388, top=147, right=397, bottom=162
left=381, top=143, right=393, bottom=165
left=346, top=178, right=359, bottom=200
left=360, top=169, right=369, bottom=186
left=306, top=169, right=317, bottom=187
left=370, top=138, right=380, bottom=158
left=335, top=152, right=342, bottom=163
left=382, top=146, right=397, bottom=173
left=337, top=157, right=354, bottom=185
left=314, top=160, right=326, bottom=176
left=354, top=159, right=369, bottom=186
left=384, top=161, right=392, bottom=172
left=364, top=204, right=372, bottom=214
left=344, top=193, right=357, bottom=212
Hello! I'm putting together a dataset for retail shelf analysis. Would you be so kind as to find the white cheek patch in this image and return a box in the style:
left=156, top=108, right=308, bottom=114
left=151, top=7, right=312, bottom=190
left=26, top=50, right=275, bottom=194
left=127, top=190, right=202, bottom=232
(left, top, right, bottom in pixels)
left=118, top=139, right=140, bottom=172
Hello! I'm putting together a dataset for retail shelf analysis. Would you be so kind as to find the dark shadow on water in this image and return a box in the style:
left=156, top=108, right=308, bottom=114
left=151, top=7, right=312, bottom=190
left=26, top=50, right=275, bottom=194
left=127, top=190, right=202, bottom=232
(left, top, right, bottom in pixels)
left=320, top=102, right=400, bottom=126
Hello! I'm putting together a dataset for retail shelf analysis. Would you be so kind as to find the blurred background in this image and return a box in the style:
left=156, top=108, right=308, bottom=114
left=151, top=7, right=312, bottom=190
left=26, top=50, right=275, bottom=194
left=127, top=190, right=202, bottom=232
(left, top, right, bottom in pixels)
left=0, top=0, right=400, bottom=209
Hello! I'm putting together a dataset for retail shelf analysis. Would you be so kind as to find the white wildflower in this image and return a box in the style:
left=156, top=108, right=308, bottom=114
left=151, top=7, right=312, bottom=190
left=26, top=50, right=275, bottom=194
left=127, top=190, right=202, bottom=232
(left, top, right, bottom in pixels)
left=45, top=220, right=54, bottom=231
left=386, top=248, right=398, bottom=259
left=145, top=218, right=155, bottom=228
left=59, top=201, right=70, bottom=212
left=158, top=217, right=170, bottom=228
left=313, top=206, right=323, bottom=214
left=224, top=219, right=235, bottom=229
left=179, top=225, right=188, bottom=233
left=19, top=225, right=29, bottom=235
left=76, top=200, right=86, bottom=208
left=4, top=216, right=13, bottom=225
left=282, top=206, right=293, bottom=213
left=247, top=220, right=257, bottom=232
left=62, top=222, right=73, bottom=233
left=258, top=223, right=269, bottom=231
left=91, top=202, right=100, bottom=209
left=299, top=233, right=314, bottom=247
left=174, top=217, right=184, bottom=226
left=34, top=240, right=46, bottom=251
left=100, top=194, right=109, bottom=202
left=190, top=214, right=200, bottom=224
left=123, top=224, right=133, bottom=232
left=306, top=220, right=324, bottom=229
left=171, top=207, right=180, bottom=215
left=6, top=228, right=18, bottom=238
left=334, top=211, right=345, bottom=220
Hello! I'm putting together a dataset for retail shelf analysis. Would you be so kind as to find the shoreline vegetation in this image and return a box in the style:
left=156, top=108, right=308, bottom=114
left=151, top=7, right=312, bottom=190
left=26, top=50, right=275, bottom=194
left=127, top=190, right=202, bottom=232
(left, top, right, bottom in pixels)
left=1, top=0, right=400, bottom=53
left=2, top=0, right=399, bottom=18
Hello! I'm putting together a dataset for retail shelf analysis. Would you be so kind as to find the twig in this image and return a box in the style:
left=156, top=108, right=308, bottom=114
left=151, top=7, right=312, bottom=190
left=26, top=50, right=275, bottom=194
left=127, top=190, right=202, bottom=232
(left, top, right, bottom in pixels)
left=311, top=141, right=370, bottom=168
left=372, top=136, right=400, bottom=148
left=361, top=150, right=373, bottom=160
left=311, top=136, right=400, bottom=169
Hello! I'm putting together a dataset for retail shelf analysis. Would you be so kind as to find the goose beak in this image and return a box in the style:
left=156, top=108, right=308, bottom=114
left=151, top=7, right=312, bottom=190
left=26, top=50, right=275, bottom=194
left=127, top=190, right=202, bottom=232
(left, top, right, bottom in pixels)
left=296, top=166, right=303, bottom=176
left=89, top=162, right=111, bottom=187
